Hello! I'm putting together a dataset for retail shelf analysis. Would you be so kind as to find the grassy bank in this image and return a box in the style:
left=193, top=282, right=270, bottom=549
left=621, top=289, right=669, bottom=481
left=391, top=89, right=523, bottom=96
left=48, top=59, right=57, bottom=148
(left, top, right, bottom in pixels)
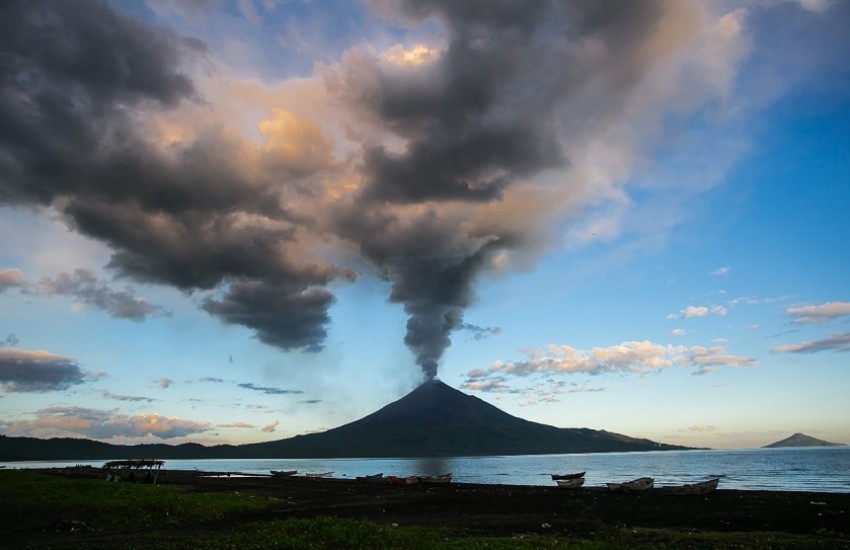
left=2, top=470, right=846, bottom=549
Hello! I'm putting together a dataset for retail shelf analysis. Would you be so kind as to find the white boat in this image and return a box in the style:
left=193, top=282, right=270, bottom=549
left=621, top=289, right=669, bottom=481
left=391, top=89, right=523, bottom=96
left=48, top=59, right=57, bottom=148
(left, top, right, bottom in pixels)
left=555, top=477, right=585, bottom=489
left=606, top=476, right=654, bottom=492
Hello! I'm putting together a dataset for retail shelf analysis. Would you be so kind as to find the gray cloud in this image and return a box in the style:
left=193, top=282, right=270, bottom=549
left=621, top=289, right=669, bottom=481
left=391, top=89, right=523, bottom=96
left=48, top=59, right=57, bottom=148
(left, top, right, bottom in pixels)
left=0, top=348, right=89, bottom=392
left=457, top=322, right=503, bottom=341
left=0, top=406, right=212, bottom=440
left=0, top=268, right=25, bottom=292
left=326, top=0, right=671, bottom=378
left=237, top=382, right=305, bottom=395
left=95, top=389, right=157, bottom=403
left=0, top=0, right=768, bottom=382
left=3, top=333, right=19, bottom=346
left=38, top=269, right=170, bottom=321
left=0, top=0, right=348, bottom=354
left=773, top=332, right=850, bottom=354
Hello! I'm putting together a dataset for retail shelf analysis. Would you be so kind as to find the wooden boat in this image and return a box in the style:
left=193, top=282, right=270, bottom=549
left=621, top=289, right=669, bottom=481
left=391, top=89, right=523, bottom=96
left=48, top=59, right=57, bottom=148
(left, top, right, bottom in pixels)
left=388, top=475, right=420, bottom=485
left=606, top=477, right=654, bottom=492
left=665, top=478, right=720, bottom=495
left=305, top=471, right=333, bottom=479
left=270, top=470, right=297, bottom=477
left=555, top=477, right=585, bottom=489
left=355, top=473, right=386, bottom=483
left=419, top=473, right=452, bottom=485
left=551, top=471, right=585, bottom=480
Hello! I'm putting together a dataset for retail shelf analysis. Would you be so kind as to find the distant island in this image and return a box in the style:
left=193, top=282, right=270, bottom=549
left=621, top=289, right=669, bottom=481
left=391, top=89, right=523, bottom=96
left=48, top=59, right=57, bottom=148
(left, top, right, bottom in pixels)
left=763, top=433, right=845, bottom=448
left=0, top=381, right=693, bottom=461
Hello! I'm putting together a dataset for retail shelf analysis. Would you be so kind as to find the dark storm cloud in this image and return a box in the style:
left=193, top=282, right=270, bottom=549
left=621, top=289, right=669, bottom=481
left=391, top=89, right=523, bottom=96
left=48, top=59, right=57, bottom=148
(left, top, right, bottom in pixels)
left=38, top=268, right=170, bottom=321
left=0, top=349, right=88, bottom=392
left=0, top=0, right=199, bottom=206
left=331, top=0, right=666, bottom=378
left=0, top=0, right=350, bottom=353
left=1, top=0, right=674, bottom=381
left=203, top=280, right=337, bottom=351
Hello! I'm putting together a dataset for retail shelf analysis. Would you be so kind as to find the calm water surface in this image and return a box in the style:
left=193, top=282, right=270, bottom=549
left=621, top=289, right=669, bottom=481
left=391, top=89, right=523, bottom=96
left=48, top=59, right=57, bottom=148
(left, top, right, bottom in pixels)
left=5, top=447, right=848, bottom=493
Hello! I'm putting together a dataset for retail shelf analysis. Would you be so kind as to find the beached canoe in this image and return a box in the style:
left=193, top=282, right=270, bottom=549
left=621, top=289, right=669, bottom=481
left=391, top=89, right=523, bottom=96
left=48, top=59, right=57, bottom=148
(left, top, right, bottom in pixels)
left=551, top=471, right=585, bottom=480
left=419, top=473, right=452, bottom=484
left=556, top=477, right=585, bottom=489
left=388, top=475, right=420, bottom=485
left=355, top=473, right=386, bottom=483
left=607, top=477, right=654, bottom=492
left=665, top=478, right=720, bottom=495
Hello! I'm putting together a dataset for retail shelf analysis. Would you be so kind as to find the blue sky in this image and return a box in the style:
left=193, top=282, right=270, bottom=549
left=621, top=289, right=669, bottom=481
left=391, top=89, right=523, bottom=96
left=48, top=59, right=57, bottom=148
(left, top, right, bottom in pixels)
left=1, top=0, right=848, bottom=450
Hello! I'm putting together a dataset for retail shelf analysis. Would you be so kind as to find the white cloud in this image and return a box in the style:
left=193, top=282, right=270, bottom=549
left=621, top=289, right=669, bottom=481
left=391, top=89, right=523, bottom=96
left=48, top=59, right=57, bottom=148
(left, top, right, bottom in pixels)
left=671, top=328, right=687, bottom=336
left=710, top=266, right=731, bottom=276
left=683, top=306, right=709, bottom=318
left=669, top=304, right=728, bottom=319
left=465, top=340, right=755, bottom=389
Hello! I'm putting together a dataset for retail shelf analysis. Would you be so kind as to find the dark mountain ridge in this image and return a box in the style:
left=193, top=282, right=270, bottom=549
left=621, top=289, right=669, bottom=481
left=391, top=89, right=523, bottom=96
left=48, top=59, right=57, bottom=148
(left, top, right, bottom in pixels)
left=1, top=380, right=690, bottom=461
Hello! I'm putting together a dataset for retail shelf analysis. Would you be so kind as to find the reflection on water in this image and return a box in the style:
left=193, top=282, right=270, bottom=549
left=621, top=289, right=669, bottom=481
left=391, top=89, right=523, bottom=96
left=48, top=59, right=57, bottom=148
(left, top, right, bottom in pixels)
left=4, top=447, right=849, bottom=493
left=416, top=456, right=449, bottom=476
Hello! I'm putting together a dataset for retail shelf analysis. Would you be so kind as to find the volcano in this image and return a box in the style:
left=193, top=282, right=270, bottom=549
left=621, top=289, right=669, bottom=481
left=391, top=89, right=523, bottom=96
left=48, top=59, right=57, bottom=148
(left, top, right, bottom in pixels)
left=236, top=380, right=687, bottom=457
left=0, top=381, right=690, bottom=461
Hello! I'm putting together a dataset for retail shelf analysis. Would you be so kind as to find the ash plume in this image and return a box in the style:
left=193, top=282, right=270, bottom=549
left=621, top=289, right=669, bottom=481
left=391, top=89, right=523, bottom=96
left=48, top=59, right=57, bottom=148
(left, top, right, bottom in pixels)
left=2, top=0, right=729, bottom=379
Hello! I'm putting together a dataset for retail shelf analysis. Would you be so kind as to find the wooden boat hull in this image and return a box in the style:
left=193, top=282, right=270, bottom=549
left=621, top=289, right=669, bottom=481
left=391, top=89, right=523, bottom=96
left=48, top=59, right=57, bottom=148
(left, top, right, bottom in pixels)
left=356, top=473, right=386, bottom=483
left=666, top=478, right=720, bottom=495
left=607, top=477, right=654, bottom=492
left=270, top=470, right=297, bottom=477
left=556, top=477, right=585, bottom=489
left=388, top=475, right=420, bottom=485
left=551, top=471, right=585, bottom=480
left=419, top=473, right=452, bottom=485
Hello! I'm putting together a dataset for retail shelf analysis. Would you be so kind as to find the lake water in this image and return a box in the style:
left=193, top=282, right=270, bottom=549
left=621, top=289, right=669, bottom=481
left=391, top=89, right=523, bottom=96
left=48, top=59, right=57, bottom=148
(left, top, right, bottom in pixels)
left=4, top=447, right=849, bottom=493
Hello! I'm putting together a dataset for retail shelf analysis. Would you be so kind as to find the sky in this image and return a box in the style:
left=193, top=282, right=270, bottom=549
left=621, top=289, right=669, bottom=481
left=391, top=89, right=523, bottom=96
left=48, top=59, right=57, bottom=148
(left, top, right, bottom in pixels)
left=1, top=0, right=848, bottom=451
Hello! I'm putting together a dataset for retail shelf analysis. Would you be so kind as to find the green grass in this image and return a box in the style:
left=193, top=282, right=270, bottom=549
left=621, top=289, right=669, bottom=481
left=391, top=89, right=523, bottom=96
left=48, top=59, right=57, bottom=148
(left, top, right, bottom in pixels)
left=0, top=470, right=270, bottom=533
